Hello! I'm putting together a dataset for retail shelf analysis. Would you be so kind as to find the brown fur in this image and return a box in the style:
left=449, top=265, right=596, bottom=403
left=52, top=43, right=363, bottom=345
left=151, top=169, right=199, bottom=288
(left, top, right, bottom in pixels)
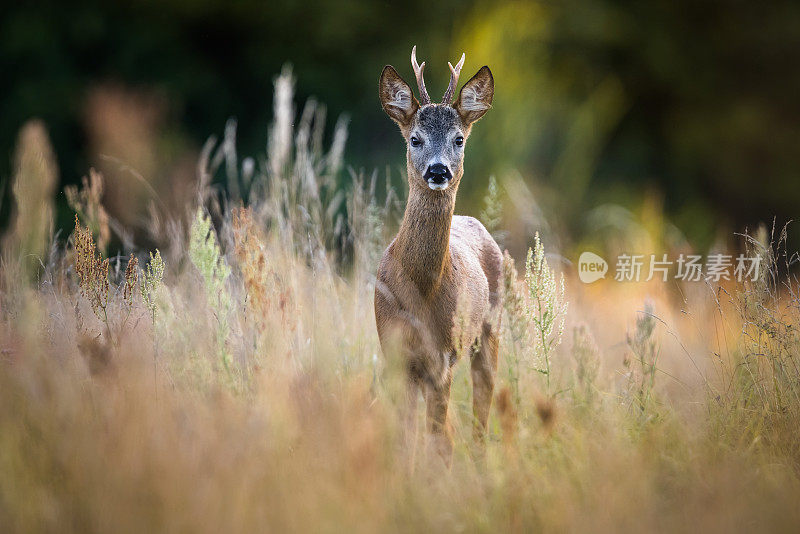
left=375, top=51, right=500, bottom=465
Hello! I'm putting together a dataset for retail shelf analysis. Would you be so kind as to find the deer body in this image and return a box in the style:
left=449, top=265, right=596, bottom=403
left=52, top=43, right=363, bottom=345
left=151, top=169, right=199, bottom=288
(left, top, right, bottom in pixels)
left=375, top=48, right=500, bottom=463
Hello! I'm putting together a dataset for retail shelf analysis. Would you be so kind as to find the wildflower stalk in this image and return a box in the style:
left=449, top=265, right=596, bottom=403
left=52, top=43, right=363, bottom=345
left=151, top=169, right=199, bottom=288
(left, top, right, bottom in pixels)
left=74, top=215, right=111, bottom=336
left=480, top=175, right=506, bottom=246
left=141, top=250, right=165, bottom=327
left=189, top=208, right=234, bottom=378
left=65, top=168, right=111, bottom=254
left=524, top=233, right=568, bottom=395
left=501, top=236, right=568, bottom=407
left=141, top=250, right=165, bottom=386
left=3, top=120, right=56, bottom=283
left=121, top=252, right=138, bottom=334
left=571, top=324, right=600, bottom=408
left=625, top=299, right=658, bottom=415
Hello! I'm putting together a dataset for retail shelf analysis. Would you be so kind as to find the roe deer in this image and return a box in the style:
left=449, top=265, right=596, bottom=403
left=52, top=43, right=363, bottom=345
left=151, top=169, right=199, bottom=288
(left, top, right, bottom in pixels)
left=375, top=46, right=501, bottom=465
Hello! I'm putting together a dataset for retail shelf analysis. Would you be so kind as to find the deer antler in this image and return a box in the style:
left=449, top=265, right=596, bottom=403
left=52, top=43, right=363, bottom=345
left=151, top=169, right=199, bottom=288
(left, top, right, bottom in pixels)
left=411, top=46, right=431, bottom=105
left=441, top=52, right=465, bottom=104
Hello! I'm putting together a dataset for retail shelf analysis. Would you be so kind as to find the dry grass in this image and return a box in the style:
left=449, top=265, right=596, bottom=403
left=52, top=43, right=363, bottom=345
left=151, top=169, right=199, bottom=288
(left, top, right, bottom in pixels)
left=1, top=71, right=800, bottom=533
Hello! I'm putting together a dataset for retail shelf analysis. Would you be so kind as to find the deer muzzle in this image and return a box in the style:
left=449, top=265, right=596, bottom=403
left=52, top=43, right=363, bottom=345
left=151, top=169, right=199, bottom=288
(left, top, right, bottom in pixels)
left=425, top=163, right=452, bottom=190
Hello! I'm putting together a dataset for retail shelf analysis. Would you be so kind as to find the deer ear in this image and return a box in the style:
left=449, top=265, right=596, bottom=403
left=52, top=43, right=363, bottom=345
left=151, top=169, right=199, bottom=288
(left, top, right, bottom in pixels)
left=454, top=66, right=494, bottom=125
left=379, top=65, right=419, bottom=127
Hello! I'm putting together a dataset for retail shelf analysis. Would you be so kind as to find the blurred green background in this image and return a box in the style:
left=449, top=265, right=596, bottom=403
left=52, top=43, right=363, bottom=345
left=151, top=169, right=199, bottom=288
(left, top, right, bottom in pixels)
left=2, top=0, right=799, bottom=252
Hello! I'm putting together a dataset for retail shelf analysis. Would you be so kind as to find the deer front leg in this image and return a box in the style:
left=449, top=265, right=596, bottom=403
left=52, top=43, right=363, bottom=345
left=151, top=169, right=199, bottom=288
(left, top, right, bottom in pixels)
left=402, top=372, right=420, bottom=472
left=471, top=324, right=499, bottom=444
left=424, top=368, right=454, bottom=466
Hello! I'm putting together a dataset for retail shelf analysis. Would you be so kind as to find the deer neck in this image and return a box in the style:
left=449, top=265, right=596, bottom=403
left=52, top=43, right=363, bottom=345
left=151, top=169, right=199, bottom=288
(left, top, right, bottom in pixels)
left=394, top=186, right=456, bottom=296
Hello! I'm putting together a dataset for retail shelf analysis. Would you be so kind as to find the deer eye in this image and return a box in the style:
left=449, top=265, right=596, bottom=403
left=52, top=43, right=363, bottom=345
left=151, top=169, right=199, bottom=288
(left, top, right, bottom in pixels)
left=410, top=136, right=422, bottom=147
left=454, top=136, right=464, bottom=147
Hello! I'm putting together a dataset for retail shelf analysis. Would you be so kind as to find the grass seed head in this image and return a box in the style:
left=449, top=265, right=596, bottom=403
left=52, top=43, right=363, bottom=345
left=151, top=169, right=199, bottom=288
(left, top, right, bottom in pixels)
left=74, top=214, right=110, bottom=320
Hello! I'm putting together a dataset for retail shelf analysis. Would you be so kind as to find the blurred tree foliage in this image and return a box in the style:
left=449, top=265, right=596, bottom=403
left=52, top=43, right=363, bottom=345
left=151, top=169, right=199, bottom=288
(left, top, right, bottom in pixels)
left=457, top=0, right=800, bottom=249
left=1, top=0, right=798, bottom=250
left=0, top=0, right=463, bottom=231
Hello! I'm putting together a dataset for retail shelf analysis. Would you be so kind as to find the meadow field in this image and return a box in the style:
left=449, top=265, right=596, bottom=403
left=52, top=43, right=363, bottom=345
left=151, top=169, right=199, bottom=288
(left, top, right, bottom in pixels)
left=1, top=71, right=799, bottom=533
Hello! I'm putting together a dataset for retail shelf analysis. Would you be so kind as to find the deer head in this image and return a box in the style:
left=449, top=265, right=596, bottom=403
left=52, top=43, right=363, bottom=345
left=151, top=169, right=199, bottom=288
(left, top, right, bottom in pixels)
left=379, top=46, right=494, bottom=193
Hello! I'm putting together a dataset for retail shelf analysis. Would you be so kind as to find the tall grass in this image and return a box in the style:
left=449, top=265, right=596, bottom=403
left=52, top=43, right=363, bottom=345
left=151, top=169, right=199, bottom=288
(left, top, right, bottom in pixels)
left=1, top=70, right=800, bottom=533
left=2, top=120, right=56, bottom=285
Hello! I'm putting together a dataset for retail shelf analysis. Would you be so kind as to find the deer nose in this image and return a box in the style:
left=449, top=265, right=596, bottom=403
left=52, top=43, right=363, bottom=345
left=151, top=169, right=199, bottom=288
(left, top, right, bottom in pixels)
left=425, top=163, right=451, bottom=184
